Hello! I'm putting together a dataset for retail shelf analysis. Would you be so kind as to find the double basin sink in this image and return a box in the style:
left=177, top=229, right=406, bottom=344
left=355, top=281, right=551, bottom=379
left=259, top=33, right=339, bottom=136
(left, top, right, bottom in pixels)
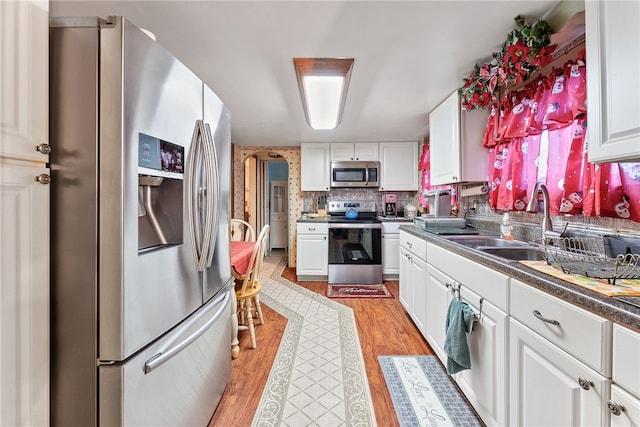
left=443, top=235, right=546, bottom=261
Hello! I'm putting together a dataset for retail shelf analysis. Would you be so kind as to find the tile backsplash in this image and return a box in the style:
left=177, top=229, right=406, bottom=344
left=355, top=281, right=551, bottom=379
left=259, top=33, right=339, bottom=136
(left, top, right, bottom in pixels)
left=303, top=188, right=419, bottom=215
left=461, top=193, right=640, bottom=240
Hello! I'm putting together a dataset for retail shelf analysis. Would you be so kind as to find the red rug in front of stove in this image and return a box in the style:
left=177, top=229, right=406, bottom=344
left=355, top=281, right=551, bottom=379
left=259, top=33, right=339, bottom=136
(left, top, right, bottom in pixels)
left=326, top=283, right=393, bottom=298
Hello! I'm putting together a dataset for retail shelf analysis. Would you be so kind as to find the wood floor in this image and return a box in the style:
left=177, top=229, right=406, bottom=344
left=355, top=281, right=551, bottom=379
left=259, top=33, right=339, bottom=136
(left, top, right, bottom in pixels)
left=209, top=263, right=434, bottom=426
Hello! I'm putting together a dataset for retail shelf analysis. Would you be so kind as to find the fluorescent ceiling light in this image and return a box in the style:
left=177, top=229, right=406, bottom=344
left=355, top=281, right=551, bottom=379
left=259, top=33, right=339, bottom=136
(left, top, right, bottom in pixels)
left=293, top=58, right=354, bottom=130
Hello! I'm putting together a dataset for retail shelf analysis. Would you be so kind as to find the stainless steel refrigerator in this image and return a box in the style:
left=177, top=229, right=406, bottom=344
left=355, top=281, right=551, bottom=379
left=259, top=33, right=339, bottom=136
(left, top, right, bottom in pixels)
left=49, top=16, right=232, bottom=426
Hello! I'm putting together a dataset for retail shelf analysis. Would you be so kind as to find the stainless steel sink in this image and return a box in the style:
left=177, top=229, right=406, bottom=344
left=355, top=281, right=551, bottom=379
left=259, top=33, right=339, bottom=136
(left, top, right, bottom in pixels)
left=479, top=247, right=546, bottom=261
left=444, top=235, right=530, bottom=248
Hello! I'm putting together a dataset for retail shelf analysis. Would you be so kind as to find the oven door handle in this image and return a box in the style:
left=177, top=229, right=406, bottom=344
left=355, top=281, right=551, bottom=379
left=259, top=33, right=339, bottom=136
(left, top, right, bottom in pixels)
left=329, top=223, right=382, bottom=229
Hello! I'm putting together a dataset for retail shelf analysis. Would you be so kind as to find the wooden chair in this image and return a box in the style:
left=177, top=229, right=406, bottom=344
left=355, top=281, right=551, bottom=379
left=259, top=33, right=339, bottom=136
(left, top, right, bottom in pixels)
left=230, top=219, right=255, bottom=242
left=235, top=224, right=270, bottom=349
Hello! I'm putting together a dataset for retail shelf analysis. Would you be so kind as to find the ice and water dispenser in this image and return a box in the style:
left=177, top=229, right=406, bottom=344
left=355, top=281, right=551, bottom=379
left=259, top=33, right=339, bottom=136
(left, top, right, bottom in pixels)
left=137, top=133, right=184, bottom=253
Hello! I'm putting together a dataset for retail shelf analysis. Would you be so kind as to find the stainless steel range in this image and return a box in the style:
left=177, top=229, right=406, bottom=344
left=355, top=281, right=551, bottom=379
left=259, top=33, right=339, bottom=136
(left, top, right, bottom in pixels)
left=327, top=201, right=382, bottom=284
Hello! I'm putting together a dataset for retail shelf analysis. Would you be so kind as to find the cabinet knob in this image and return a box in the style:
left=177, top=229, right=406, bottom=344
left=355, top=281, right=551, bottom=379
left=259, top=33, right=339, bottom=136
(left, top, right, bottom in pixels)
left=452, top=176, right=458, bottom=181
left=35, top=143, right=52, bottom=154
left=607, top=400, right=626, bottom=416
left=34, top=174, right=51, bottom=185
left=577, top=377, right=594, bottom=391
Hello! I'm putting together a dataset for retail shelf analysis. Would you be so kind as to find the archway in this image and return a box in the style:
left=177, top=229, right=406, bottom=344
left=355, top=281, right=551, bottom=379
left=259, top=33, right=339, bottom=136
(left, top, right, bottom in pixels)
left=232, top=146, right=303, bottom=267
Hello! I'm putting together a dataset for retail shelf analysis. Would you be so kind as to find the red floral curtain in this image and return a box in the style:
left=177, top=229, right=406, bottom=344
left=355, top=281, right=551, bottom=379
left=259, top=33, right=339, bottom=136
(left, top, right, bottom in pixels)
left=486, top=51, right=640, bottom=222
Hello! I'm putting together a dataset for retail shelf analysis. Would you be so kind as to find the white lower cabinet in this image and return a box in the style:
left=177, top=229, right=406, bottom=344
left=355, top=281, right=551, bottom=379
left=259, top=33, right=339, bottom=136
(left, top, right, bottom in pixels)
left=610, top=323, right=640, bottom=426
left=424, top=264, right=454, bottom=364
left=382, top=232, right=399, bottom=279
left=425, top=256, right=508, bottom=426
left=510, top=318, right=610, bottom=426
left=399, top=230, right=427, bottom=334
left=296, top=223, right=328, bottom=279
left=609, top=384, right=640, bottom=427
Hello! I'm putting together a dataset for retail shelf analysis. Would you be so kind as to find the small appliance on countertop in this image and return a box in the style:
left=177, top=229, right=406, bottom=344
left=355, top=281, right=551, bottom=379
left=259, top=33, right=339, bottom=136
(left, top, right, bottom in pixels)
left=383, top=193, right=397, bottom=217
left=423, top=189, right=452, bottom=217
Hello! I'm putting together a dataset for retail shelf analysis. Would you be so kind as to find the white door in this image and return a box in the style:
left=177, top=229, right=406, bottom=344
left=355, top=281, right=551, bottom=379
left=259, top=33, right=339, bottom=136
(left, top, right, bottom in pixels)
left=1, top=1, right=50, bottom=425
left=510, top=319, right=609, bottom=427
left=269, top=180, right=288, bottom=250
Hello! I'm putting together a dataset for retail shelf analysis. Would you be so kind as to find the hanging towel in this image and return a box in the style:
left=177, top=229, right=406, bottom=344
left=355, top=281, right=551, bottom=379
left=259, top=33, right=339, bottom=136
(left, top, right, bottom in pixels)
left=444, top=299, right=476, bottom=375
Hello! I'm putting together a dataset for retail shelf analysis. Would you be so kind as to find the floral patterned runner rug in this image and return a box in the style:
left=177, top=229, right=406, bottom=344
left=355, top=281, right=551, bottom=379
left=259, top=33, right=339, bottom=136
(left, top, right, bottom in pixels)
left=326, top=283, right=393, bottom=298
left=520, top=260, right=640, bottom=296
left=378, top=355, right=482, bottom=427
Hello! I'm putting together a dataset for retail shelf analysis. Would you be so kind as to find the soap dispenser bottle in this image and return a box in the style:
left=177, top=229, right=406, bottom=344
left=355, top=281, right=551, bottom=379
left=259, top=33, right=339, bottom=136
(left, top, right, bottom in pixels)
left=501, top=212, right=514, bottom=240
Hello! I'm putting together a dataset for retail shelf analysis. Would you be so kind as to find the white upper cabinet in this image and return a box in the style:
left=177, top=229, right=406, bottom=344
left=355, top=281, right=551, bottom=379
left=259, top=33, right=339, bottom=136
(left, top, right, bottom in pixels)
left=429, top=91, right=489, bottom=185
left=379, top=141, right=419, bottom=191
left=300, top=143, right=330, bottom=191
left=586, top=0, right=640, bottom=163
left=0, top=0, right=50, bottom=164
left=330, top=142, right=379, bottom=161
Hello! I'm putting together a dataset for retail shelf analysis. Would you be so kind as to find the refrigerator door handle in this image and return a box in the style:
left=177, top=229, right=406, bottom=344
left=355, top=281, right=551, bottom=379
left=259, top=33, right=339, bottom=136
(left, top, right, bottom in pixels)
left=202, top=121, right=220, bottom=268
left=143, top=289, right=231, bottom=374
left=188, top=120, right=207, bottom=271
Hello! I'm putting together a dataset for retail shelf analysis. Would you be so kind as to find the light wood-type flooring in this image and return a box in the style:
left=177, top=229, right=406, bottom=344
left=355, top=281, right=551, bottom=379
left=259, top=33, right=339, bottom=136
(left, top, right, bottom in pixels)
left=209, top=261, right=433, bottom=426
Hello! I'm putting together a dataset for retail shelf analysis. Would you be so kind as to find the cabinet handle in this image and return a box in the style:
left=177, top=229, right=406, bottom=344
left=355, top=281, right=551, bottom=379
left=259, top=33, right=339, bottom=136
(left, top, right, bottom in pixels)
left=34, top=174, right=51, bottom=185
left=308, top=227, right=316, bottom=231
left=607, top=400, right=626, bottom=416
left=35, top=143, right=52, bottom=154
left=324, top=236, right=326, bottom=240
left=407, top=242, right=412, bottom=248
left=532, top=310, right=560, bottom=326
left=452, top=176, right=458, bottom=181
left=577, top=377, right=594, bottom=391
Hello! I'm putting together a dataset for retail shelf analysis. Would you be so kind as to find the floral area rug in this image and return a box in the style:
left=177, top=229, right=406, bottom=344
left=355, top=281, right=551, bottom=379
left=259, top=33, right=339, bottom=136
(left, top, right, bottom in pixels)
left=326, top=283, right=394, bottom=298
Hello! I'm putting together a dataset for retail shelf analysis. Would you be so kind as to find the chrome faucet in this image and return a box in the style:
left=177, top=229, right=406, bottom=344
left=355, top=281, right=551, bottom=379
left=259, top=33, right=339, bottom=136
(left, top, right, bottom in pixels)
left=526, top=182, right=561, bottom=241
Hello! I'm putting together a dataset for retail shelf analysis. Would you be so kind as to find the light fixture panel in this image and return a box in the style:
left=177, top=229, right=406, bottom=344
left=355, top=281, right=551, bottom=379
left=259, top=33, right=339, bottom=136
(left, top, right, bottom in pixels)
left=293, top=58, right=354, bottom=130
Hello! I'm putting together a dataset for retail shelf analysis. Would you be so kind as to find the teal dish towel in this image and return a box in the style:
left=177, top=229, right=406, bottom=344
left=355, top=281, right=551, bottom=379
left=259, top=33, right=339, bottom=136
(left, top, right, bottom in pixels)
left=444, top=299, right=476, bottom=375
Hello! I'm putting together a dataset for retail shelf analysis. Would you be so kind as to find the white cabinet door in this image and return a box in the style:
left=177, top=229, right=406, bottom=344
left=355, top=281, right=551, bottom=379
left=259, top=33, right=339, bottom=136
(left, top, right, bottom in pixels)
left=353, top=143, right=379, bottom=161
left=609, top=384, right=640, bottom=427
left=382, top=233, right=399, bottom=279
left=0, top=163, right=50, bottom=427
left=429, top=91, right=488, bottom=185
left=425, top=264, right=455, bottom=365
left=0, top=0, right=49, bottom=164
left=0, top=2, right=50, bottom=426
left=379, top=142, right=419, bottom=191
left=453, top=289, right=508, bottom=427
left=586, top=0, right=640, bottom=163
left=410, top=254, right=427, bottom=335
left=398, top=246, right=411, bottom=311
left=269, top=180, right=288, bottom=250
left=301, top=143, right=330, bottom=191
left=330, top=143, right=379, bottom=161
left=510, top=319, right=609, bottom=427
left=296, top=234, right=328, bottom=277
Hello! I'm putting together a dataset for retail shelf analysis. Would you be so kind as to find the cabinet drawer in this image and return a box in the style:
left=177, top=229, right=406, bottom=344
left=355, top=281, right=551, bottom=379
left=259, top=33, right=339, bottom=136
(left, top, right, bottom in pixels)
left=296, top=223, right=328, bottom=235
left=511, top=279, right=612, bottom=375
left=613, top=323, right=640, bottom=398
left=399, top=231, right=426, bottom=260
left=427, top=243, right=509, bottom=312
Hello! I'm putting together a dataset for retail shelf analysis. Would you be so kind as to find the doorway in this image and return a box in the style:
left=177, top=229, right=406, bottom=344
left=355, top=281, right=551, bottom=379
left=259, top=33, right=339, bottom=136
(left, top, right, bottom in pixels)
left=243, top=153, right=289, bottom=255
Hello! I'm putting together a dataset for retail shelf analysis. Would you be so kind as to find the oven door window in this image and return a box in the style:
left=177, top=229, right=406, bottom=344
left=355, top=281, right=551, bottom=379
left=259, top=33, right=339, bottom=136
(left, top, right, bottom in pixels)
left=328, top=227, right=382, bottom=265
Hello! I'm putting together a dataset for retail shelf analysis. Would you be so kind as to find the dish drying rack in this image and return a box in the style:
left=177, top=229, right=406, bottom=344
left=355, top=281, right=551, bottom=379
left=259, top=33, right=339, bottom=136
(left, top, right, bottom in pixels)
left=540, top=236, right=640, bottom=285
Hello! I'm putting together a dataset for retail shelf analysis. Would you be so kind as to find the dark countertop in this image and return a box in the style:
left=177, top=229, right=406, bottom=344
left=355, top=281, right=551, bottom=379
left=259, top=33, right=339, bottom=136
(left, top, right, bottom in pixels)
left=297, top=217, right=328, bottom=223
left=399, top=225, right=640, bottom=332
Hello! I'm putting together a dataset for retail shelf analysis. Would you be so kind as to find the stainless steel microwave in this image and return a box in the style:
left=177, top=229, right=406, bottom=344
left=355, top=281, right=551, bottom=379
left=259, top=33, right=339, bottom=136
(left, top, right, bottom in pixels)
left=330, top=161, right=380, bottom=188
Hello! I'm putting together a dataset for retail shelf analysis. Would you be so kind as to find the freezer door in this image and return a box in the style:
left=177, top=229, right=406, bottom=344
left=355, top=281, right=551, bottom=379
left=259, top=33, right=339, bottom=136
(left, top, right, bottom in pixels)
left=99, top=287, right=232, bottom=426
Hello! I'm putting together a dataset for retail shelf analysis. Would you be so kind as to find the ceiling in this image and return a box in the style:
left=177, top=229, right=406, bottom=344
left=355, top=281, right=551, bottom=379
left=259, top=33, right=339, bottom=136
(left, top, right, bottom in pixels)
left=50, top=0, right=560, bottom=147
